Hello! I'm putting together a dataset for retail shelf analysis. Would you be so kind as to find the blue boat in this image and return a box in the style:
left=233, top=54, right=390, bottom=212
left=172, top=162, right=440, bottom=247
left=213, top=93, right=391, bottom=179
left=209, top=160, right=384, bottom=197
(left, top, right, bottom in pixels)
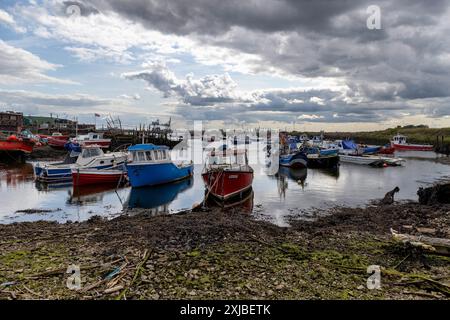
left=303, top=146, right=338, bottom=157
left=126, top=144, right=194, bottom=188
left=302, top=146, right=340, bottom=169
left=341, top=139, right=381, bottom=155
left=279, top=151, right=308, bottom=168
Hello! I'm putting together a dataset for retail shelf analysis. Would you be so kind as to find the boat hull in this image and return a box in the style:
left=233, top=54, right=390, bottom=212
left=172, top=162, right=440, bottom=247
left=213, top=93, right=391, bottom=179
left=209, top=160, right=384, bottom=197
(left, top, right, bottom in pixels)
left=391, top=142, right=433, bottom=151
left=279, top=151, right=308, bottom=168
left=48, top=136, right=69, bottom=149
left=36, top=163, right=121, bottom=182
left=126, top=162, right=194, bottom=188
left=72, top=168, right=126, bottom=186
left=0, top=140, right=34, bottom=153
left=202, top=169, right=253, bottom=200
left=307, top=154, right=340, bottom=169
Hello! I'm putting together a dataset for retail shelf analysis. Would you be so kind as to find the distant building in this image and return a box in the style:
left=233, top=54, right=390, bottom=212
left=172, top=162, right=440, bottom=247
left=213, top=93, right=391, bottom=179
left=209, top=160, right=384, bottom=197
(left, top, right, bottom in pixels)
left=23, top=115, right=95, bottom=134
left=0, top=111, right=23, bottom=133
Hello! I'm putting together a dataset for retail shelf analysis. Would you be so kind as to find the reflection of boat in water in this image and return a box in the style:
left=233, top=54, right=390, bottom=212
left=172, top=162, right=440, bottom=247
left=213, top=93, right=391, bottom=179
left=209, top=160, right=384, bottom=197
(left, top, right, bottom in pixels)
left=277, top=167, right=307, bottom=184
left=68, top=184, right=121, bottom=205
left=275, top=167, right=307, bottom=198
left=316, top=167, right=340, bottom=178
left=204, top=188, right=254, bottom=213
left=126, top=177, right=193, bottom=210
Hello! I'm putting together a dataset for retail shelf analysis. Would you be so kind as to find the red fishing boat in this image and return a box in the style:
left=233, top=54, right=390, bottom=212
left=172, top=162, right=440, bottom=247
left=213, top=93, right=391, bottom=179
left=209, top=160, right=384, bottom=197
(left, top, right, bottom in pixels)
left=47, top=132, right=69, bottom=149
left=71, top=167, right=127, bottom=186
left=391, top=134, right=434, bottom=151
left=202, top=148, right=253, bottom=200
left=0, top=135, right=35, bottom=154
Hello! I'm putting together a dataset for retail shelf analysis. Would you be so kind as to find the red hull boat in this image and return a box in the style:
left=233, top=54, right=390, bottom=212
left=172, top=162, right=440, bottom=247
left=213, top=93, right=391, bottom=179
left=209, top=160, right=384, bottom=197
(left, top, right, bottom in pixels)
left=378, top=145, right=396, bottom=154
left=0, top=136, right=34, bottom=154
left=72, top=168, right=127, bottom=186
left=391, top=134, right=433, bottom=151
left=202, top=168, right=253, bottom=200
left=48, top=133, right=69, bottom=149
left=202, top=148, right=253, bottom=200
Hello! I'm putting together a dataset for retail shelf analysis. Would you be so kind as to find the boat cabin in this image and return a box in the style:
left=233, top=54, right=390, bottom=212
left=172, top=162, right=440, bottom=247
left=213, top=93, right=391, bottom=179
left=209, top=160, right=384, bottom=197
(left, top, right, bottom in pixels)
left=392, top=134, right=407, bottom=144
left=207, top=148, right=248, bottom=167
left=76, top=146, right=105, bottom=166
left=77, top=132, right=104, bottom=141
left=128, top=144, right=171, bottom=163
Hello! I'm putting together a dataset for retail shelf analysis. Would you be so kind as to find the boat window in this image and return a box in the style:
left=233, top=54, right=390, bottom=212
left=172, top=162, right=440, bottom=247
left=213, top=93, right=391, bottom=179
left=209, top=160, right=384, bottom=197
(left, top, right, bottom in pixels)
left=145, top=151, right=152, bottom=161
left=154, top=150, right=160, bottom=160
left=161, top=150, right=166, bottom=159
left=138, top=152, right=145, bottom=162
left=82, top=148, right=102, bottom=158
left=131, top=151, right=138, bottom=161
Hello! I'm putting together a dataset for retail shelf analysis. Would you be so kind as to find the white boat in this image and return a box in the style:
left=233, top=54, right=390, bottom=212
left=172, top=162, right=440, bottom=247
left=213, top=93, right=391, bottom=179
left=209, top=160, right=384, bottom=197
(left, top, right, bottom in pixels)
left=71, top=132, right=111, bottom=148
left=34, top=145, right=128, bottom=182
left=340, top=154, right=405, bottom=167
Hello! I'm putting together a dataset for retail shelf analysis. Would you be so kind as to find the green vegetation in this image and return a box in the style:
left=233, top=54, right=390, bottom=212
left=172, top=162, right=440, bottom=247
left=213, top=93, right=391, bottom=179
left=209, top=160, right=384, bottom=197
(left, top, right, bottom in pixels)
left=290, top=125, right=450, bottom=146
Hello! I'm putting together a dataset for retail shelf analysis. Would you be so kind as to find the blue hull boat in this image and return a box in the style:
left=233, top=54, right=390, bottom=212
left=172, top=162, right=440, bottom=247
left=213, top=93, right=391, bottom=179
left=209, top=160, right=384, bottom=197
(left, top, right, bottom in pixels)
left=126, top=144, right=194, bottom=188
left=279, top=151, right=308, bottom=168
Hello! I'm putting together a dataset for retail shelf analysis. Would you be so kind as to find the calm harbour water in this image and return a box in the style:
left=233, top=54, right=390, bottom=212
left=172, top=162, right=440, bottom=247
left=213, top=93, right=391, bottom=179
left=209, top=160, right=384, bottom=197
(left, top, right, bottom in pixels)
left=1, top=149, right=450, bottom=226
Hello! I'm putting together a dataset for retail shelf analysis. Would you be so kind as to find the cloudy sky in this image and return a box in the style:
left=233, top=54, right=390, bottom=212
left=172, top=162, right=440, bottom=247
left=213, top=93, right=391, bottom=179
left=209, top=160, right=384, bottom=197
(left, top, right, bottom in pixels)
left=0, top=0, right=449, bottom=131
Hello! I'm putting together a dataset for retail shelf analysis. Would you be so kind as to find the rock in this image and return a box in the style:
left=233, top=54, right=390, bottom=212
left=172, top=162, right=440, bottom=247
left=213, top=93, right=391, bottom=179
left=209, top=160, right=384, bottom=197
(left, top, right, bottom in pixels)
left=357, top=285, right=364, bottom=290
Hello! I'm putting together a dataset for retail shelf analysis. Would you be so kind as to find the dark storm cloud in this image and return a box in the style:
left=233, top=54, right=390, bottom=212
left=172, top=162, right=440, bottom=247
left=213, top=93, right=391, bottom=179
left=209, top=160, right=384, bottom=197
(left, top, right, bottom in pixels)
left=88, top=0, right=450, bottom=123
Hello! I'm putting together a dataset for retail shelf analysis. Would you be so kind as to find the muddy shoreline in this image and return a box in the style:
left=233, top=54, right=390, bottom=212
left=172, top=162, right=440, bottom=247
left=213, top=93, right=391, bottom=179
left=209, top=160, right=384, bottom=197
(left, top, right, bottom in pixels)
left=0, top=201, right=449, bottom=300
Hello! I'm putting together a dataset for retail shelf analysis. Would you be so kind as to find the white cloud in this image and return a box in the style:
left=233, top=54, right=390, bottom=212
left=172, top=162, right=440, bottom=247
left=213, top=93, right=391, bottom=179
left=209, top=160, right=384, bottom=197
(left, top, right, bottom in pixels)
left=118, top=93, right=141, bottom=100
left=0, top=40, right=76, bottom=85
left=122, top=61, right=240, bottom=105
left=0, top=8, right=26, bottom=33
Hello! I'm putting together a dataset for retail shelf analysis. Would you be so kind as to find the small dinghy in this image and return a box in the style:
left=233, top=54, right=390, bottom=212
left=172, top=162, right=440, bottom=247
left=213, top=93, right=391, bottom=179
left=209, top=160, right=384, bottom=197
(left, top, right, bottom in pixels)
left=339, top=154, right=405, bottom=167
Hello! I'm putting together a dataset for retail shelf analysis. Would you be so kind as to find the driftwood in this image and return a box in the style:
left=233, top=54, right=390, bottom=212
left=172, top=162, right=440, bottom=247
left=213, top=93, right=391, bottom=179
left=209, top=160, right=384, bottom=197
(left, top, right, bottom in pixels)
left=391, top=228, right=450, bottom=256
left=417, top=183, right=450, bottom=205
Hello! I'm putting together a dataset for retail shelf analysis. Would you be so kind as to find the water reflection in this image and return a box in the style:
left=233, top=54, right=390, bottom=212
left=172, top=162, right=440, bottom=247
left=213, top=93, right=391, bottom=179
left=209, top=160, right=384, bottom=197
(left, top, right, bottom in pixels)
left=274, top=167, right=308, bottom=198
left=69, top=184, right=121, bottom=205
left=1, top=149, right=450, bottom=224
left=125, top=177, right=194, bottom=212
left=204, top=188, right=254, bottom=213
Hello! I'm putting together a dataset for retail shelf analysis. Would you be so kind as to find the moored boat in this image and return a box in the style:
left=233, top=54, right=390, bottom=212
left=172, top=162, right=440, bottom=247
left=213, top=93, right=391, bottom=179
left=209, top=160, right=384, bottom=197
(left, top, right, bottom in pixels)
left=126, top=144, right=193, bottom=188
left=34, top=145, right=128, bottom=182
left=391, top=134, right=433, bottom=151
left=279, top=151, right=308, bottom=168
left=0, top=135, right=35, bottom=154
left=340, top=154, right=405, bottom=167
left=301, top=146, right=339, bottom=169
left=202, top=148, right=253, bottom=200
left=47, top=132, right=69, bottom=149
left=71, top=166, right=127, bottom=186
left=71, top=132, right=111, bottom=149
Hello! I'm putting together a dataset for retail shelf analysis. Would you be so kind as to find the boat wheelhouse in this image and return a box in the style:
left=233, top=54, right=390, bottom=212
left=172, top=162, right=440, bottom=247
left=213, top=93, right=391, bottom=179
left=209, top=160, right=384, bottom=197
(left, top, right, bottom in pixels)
left=71, top=132, right=111, bottom=148
left=126, top=144, right=193, bottom=188
left=202, top=148, right=254, bottom=200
